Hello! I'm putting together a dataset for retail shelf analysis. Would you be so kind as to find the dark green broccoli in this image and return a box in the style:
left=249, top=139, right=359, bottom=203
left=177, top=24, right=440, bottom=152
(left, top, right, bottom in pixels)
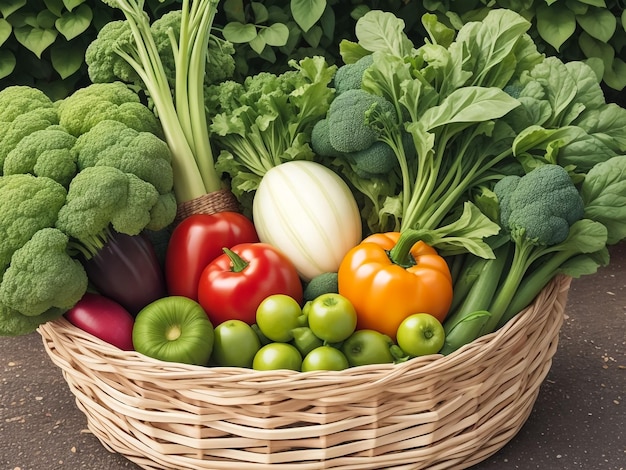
left=0, top=228, right=88, bottom=317
left=0, top=174, right=67, bottom=273
left=333, top=54, right=374, bottom=94
left=496, top=164, right=585, bottom=245
left=56, top=82, right=163, bottom=137
left=3, top=128, right=78, bottom=187
left=327, top=88, right=396, bottom=153
left=352, top=141, right=397, bottom=177
left=311, top=118, right=344, bottom=158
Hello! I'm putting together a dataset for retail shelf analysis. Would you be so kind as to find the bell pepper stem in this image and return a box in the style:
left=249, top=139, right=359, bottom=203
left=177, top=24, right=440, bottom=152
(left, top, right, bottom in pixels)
left=388, top=229, right=428, bottom=267
left=223, top=247, right=249, bottom=273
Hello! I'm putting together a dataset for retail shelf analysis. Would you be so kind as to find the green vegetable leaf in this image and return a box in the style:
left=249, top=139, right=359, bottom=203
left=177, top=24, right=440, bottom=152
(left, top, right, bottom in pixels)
left=536, top=3, right=576, bottom=51
left=62, top=0, right=87, bottom=12
left=576, top=7, right=616, bottom=43
left=223, top=22, right=258, bottom=43
left=14, top=25, right=58, bottom=58
left=55, top=3, right=92, bottom=41
left=51, top=41, right=84, bottom=78
left=290, top=0, right=326, bottom=33
left=250, top=2, right=268, bottom=23
left=0, top=19, right=11, bottom=46
left=259, top=23, right=289, bottom=47
left=428, top=202, right=502, bottom=258
left=581, top=155, right=626, bottom=245
left=0, top=50, right=16, bottom=79
left=0, top=0, right=26, bottom=18
left=558, top=247, right=610, bottom=278
left=354, top=10, right=413, bottom=57
left=421, top=86, right=520, bottom=131
left=455, top=8, right=531, bottom=88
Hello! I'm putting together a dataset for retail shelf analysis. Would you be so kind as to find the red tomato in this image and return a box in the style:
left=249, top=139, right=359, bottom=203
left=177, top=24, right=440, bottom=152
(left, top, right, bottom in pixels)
left=165, top=212, right=259, bottom=301
left=197, top=243, right=303, bottom=325
left=65, top=293, right=135, bottom=350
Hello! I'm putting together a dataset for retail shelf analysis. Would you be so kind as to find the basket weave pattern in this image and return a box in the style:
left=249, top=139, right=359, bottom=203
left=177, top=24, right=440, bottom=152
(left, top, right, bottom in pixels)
left=38, top=275, right=571, bottom=470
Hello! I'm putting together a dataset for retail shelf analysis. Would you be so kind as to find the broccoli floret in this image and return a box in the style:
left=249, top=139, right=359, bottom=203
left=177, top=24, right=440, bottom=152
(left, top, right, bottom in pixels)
left=0, top=174, right=67, bottom=273
left=327, top=88, right=395, bottom=153
left=57, top=82, right=162, bottom=137
left=303, top=272, right=339, bottom=302
left=0, top=300, right=64, bottom=337
left=0, top=108, right=60, bottom=171
left=74, top=120, right=173, bottom=195
left=352, top=141, right=397, bottom=176
left=3, top=128, right=78, bottom=187
left=85, top=20, right=142, bottom=86
left=55, top=166, right=161, bottom=254
left=311, top=118, right=344, bottom=158
left=0, top=86, right=55, bottom=123
left=333, top=54, right=374, bottom=94
left=0, top=228, right=88, bottom=317
left=495, top=164, right=585, bottom=246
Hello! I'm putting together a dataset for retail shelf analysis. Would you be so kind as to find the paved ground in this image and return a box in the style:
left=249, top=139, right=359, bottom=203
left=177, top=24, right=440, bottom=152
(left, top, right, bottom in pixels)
left=1, top=243, right=624, bottom=470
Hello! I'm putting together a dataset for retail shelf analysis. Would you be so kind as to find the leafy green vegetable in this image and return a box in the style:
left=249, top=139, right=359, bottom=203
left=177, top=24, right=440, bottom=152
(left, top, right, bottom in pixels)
left=207, top=55, right=337, bottom=204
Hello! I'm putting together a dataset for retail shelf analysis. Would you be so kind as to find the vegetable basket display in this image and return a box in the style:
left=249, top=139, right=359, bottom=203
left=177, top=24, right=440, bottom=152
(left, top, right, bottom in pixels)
left=37, top=274, right=570, bottom=470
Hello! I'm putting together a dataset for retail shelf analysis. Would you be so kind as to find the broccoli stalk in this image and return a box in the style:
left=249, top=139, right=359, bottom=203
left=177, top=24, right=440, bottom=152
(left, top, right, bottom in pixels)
left=100, top=0, right=222, bottom=203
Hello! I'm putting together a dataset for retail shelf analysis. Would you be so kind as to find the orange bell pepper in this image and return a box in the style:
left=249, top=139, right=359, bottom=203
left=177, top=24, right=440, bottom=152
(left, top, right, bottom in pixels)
left=338, top=230, right=453, bottom=340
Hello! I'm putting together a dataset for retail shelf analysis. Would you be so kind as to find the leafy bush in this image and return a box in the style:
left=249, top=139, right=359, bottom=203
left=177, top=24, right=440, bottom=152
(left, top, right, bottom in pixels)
left=0, top=0, right=179, bottom=98
left=422, top=0, right=626, bottom=100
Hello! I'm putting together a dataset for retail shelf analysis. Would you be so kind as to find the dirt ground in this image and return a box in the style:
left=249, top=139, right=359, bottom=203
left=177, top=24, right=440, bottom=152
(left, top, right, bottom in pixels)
left=1, top=243, right=624, bottom=470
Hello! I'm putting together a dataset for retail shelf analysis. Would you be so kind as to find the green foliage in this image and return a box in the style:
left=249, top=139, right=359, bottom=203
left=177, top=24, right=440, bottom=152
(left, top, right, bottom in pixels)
left=0, top=0, right=180, bottom=98
left=422, top=0, right=626, bottom=95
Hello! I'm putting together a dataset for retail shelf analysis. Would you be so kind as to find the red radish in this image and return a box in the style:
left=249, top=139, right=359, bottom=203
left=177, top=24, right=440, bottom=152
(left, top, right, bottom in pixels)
left=65, top=293, right=135, bottom=350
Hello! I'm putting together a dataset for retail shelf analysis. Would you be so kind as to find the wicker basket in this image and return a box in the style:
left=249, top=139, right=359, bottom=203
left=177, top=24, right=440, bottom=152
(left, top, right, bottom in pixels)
left=38, top=275, right=571, bottom=470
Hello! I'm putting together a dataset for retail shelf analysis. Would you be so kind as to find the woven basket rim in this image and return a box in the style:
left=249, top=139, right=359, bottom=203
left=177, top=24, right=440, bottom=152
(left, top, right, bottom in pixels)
left=38, top=274, right=571, bottom=382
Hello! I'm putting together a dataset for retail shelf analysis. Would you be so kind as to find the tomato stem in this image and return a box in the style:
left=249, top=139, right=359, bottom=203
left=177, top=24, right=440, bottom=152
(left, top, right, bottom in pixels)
left=223, top=247, right=249, bottom=273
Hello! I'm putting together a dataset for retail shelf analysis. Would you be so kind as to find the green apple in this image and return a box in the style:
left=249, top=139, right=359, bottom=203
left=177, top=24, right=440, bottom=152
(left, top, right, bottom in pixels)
left=341, top=329, right=394, bottom=367
left=396, top=313, right=445, bottom=357
left=132, top=296, right=214, bottom=366
left=211, top=319, right=261, bottom=368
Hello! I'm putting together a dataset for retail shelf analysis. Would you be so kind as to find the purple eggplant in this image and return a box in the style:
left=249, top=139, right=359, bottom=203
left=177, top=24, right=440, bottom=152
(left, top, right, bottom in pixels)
left=81, top=230, right=167, bottom=315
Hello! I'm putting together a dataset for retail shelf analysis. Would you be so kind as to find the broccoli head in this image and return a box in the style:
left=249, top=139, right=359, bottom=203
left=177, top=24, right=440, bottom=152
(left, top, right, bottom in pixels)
left=57, top=82, right=163, bottom=137
left=351, top=141, right=397, bottom=177
left=311, top=118, right=344, bottom=158
left=74, top=120, right=174, bottom=194
left=3, top=128, right=78, bottom=187
left=0, top=174, right=67, bottom=273
left=333, top=54, right=374, bottom=95
left=327, top=88, right=395, bottom=153
left=0, top=86, right=55, bottom=123
left=55, top=166, right=166, bottom=254
left=0, top=108, right=60, bottom=171
left=494, top=164, right=585, bottom=246
left=85, top=20, right=142, bottom=86
left=0, top=300, right=65, bottom=337
left=0, top=228, right=88, bottom=317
